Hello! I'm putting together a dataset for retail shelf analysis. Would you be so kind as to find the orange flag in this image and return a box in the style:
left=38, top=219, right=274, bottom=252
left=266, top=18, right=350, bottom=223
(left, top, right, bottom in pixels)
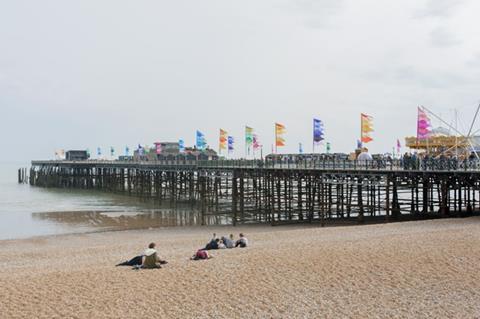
left=275, top=123, right=286, bottom=148
left=219, top=129, right=228, bottom=153
left=361, top=113, right=374, bottom=144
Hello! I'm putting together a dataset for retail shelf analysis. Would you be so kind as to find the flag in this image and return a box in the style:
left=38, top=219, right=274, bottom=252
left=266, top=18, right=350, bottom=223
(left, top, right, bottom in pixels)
left=275, top=123, right=286, bottom=149
left=313, top=119, right=324, bottom=144
left=219, top=129, right=228, bottom=153
left=228, top=136, right=235, bottom=153
left=125, top=146, right=130, bottom=156
left=357, top=139, right=362, bottom=149
left=253, top=134, right=261, bottom=151
left=196, top=130, right=207, bottom=150
left=110, top=147, right=115, bottom=156
left=396, top=139, right=401, bottom=153
left=155, top=142, right=162, bottom=155
left=417, top=107, right=432, bottom=140
left=326, top=142, right=331, bottom=153
left=97, top=147, right=102, bottom=156
left=178, top=139, right=185, bottom=153
left=245, top=126, right=254, bottom=154
left=361, top=113, right=374, bottom=143
left=137, top=144, right=143, bottom=156
left=299, top=143, right=303, bottom=154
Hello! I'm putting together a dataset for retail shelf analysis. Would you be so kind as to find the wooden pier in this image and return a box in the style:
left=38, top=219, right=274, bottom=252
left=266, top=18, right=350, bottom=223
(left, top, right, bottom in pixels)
left=28, top=159, right=480, bottom=225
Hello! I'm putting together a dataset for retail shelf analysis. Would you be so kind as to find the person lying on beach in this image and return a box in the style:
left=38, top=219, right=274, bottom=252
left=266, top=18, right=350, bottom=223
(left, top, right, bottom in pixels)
left=235, top=233, right=248, bottom=248
left=221, top=234, right=235, bottom=249
left=191, top=249, right=212, bottom=260
left=116, top=242, right=167, bottom=268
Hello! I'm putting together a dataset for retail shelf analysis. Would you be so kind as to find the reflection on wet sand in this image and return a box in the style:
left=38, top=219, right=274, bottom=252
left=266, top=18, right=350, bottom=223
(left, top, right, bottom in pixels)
left=32, top=206, right=229, bottom=232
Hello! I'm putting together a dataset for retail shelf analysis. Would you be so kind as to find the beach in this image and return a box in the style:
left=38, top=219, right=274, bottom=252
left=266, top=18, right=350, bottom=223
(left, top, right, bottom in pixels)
left=1, top=218, right=480, bottom=318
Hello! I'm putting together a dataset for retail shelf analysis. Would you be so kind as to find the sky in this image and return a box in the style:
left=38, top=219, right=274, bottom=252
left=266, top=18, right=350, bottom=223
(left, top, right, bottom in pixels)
left=1, top=0, right=480, bottom=161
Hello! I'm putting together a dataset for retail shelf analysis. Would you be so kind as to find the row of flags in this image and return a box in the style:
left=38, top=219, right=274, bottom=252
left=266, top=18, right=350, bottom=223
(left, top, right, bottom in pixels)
left=59, top=109, right=432, bottom=159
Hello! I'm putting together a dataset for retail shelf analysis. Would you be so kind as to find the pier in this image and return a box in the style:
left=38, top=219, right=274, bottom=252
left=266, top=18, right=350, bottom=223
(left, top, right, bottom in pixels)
left=28, top=159, right=480, bottom=225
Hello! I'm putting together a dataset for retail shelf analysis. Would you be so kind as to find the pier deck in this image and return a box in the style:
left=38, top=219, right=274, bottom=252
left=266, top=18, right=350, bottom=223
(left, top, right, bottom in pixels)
left=27, top=159, right=480, bottom=225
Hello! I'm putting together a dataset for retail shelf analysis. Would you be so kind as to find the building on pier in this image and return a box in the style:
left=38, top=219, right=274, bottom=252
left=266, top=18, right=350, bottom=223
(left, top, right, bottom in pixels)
left=405, top=126, right=480, bottom=157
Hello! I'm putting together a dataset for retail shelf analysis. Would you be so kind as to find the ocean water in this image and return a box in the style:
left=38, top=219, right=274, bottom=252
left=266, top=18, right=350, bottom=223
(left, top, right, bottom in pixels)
left=0, top=162, right=208, bottom=240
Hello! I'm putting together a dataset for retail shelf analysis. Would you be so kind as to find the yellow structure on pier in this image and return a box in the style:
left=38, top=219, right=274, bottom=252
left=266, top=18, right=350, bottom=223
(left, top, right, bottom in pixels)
left=405, top=135, right=470, bottom=156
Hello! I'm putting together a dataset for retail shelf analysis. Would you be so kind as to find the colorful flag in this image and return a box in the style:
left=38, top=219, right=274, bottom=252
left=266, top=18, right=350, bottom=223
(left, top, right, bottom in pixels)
left=178, top=139, right=185, bottom=153
left=417, top=107, right=432, bottom=140
left=313, top=119, right=324, bottom=144
left=361, top=113, right=374, bottom=144
left=245, top=126, right=254, bottom=155
left=219, top=129, right=228, bottom=153
left=228, top=136, right=235, bottom=153
left=275, top=123, right=286, bottom=150
left=196, top=130, right=206, bottom=150
left=155, top=142, right=162, bottom=155
left=253, top=134, right=261, bottom=151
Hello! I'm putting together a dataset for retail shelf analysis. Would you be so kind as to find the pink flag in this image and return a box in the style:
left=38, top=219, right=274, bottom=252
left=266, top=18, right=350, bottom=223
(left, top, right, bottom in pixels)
left=253, top=134, right=261, bottom=150
left=417, top=107, right=432, bottom=140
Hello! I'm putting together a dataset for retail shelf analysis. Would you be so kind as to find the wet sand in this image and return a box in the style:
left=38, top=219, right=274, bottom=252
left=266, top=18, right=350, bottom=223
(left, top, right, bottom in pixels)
left=1, top=218, right=479, bottom=318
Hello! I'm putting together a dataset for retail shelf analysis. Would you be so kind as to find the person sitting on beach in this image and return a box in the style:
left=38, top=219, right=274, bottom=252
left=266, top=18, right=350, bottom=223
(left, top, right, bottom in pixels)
left=235, top=233, right=248, bottom=248
left=221, top=234, right=235, bottom=249
left=141, top=242, right=167, bottom=269
left=218, top=239, right=226, bottom=249
left=204, top=238, right=220, bottom=250
left=116, top=242, right=167, bottom=268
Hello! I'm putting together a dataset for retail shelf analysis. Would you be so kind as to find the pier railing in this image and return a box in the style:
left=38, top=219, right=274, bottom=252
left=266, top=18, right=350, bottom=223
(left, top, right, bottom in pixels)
left=32, top=158, right=480, bottom=172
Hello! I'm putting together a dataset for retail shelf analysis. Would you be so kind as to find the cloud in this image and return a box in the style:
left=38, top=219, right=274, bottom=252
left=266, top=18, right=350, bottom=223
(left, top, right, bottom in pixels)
left=416, top=0, right=466, bottom=18
left=279, top=0, right=345, bottom=28
left=363, top=65, right=469, bottom=89
left=429, top=27, right=461, bottom=48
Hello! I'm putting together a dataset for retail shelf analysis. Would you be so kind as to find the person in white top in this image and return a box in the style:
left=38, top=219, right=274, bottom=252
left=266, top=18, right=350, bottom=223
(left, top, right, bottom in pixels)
left=357, top=148, right=373, bottom=161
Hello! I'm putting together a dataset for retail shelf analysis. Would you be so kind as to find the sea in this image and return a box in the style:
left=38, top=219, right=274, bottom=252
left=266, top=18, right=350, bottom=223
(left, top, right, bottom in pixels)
left=0, top=161, right=207, bottom=240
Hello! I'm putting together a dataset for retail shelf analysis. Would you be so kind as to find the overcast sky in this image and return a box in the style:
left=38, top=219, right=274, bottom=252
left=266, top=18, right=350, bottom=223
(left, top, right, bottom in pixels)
left=1, top=0, right=480, bottom=161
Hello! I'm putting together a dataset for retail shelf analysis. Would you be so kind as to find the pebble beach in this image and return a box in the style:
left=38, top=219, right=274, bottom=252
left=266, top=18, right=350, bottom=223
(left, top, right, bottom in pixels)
left=1, top=217, right=479, bottom=318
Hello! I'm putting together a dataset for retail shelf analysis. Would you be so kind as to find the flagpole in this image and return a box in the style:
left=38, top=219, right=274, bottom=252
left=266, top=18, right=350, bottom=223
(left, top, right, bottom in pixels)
left=360, top=114, right=363, bottom=147
left=245, top=126, right=247, bottom=159
left=275, top=124, right=277, bottom=154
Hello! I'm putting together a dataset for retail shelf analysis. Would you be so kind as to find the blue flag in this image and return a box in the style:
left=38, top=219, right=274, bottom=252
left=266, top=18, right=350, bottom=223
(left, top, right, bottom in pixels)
left=196, top=130, right=206, bottom=150
left=357, top=139, right=362, bottom=149
left=228, top=136, right=234, bottom=152
left=179, top=139, right=185, bottom=153
left=313, top=119, right=325, bottom=143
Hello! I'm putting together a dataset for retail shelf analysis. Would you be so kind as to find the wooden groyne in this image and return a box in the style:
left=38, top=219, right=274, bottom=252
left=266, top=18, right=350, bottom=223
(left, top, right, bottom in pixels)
left=28, top=159, right=480, bottom=225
